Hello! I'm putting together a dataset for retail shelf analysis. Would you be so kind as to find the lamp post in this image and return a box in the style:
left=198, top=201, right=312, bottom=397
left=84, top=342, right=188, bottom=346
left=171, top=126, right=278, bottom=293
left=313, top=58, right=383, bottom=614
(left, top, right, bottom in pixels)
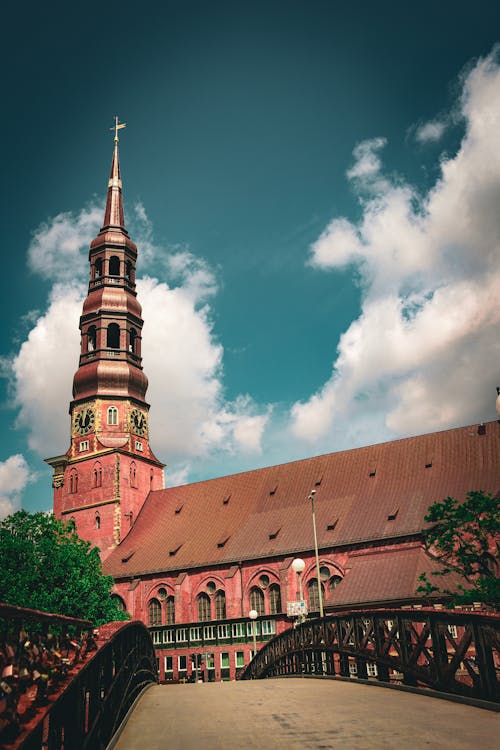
left=308, top=489, right=324, bottom=618
left=249, top=609, right=258, bottom=658
left=291, top=557, right=306, bottom=624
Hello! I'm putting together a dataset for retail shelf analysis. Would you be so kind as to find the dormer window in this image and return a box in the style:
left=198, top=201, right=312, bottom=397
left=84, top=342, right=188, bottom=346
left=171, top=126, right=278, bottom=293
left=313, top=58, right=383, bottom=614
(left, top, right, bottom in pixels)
left=107, top=406, right=118, bottom=426
left=135, top=440, right=143, bottom=452
left=79, top=440, right=89, bottom=452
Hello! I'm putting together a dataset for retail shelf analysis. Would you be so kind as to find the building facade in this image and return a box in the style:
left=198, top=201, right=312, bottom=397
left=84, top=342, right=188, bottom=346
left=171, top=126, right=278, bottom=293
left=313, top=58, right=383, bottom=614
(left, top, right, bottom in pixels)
left=48, top=134, right=500, bottom=682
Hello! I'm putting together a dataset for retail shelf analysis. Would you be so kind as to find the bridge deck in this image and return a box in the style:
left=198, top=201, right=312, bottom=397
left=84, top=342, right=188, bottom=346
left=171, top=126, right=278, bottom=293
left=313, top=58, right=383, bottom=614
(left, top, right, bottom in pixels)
left=110, top=679, right=499, bottom=750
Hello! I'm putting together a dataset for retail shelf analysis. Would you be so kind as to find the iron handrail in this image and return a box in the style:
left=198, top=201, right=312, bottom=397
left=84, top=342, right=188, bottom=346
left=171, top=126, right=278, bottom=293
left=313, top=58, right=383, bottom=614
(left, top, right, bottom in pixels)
left=238, top=607, right=500, bottom=704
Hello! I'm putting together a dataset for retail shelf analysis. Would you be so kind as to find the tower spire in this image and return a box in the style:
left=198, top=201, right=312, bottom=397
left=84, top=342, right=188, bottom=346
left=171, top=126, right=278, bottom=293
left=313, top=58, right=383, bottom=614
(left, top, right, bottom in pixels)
left=102, top=117, right=127, bottom=230
left=46, top=122, right=164, bottom=554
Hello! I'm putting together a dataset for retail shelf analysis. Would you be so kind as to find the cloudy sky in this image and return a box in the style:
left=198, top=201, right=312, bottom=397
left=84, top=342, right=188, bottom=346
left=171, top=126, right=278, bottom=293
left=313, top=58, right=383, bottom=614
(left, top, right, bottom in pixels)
left=1, top=1, right=500, bottom=517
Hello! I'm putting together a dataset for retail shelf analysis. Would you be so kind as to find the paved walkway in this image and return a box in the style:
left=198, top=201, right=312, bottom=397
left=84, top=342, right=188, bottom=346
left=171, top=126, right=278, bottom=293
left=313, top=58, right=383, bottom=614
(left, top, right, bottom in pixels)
left=110, top=679, right=499, bottom=750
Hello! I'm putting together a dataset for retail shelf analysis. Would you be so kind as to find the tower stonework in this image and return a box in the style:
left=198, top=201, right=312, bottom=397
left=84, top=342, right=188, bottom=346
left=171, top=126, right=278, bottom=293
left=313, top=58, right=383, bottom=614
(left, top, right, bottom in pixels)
left=46, top=124, right=164, bottom=555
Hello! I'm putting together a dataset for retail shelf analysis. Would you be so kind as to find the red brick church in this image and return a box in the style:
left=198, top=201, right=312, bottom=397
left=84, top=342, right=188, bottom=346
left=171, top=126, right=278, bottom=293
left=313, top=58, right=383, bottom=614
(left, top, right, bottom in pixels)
left=46, top=131, right=500, bottom=682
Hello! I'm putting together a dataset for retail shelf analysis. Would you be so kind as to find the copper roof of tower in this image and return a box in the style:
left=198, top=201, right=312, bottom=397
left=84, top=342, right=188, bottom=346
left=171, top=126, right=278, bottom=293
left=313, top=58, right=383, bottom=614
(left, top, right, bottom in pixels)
left=102, top=119, right=126, bottom=230
left=103, top=420, right=500, bottom=579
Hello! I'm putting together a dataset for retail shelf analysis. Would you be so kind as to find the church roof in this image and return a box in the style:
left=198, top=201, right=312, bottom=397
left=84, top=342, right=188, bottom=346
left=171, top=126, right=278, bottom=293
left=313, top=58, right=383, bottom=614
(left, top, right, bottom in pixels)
left=103, top=420, right=500, bottom=579
left=325, top=545, right=464, bottom=609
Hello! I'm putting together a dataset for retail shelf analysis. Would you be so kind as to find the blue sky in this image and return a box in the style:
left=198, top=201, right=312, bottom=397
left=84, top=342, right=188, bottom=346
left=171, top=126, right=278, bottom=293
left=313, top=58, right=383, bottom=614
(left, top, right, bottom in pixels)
left=1, top=1, right=500, bottom=515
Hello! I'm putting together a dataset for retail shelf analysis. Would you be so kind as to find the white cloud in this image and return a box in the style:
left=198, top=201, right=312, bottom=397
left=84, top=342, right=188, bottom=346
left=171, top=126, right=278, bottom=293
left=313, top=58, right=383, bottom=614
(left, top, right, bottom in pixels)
left=0, top=454, right=34, bottom=519
left=28, top=205, right=102, bottom=282
left=346, top=137, right=387, bottom=180
left=414, top=119, right=447, bottom=143
left=293, top=48, right=500, bottom=442
left=8, top=207, right=269, bottom=477
left=12, top=283, right=83, bottom=455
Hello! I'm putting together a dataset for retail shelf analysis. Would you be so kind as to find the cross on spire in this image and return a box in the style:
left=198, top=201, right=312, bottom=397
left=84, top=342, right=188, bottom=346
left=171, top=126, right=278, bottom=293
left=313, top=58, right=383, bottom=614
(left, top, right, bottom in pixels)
left=111, top=115, right=126, bottom=142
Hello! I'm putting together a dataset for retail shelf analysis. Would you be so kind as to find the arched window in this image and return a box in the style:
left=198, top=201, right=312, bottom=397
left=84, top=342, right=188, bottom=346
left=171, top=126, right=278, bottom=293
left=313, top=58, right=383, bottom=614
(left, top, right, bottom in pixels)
left=130, top=461, right=137, bottom=488
left=197, top=592, right=211, bottom=621
left=111, top=594, right=126, bottom=612
left=129, top=328, right=137, bottom=354
left=93, top=462, right=102, bottom=488
left=95, top=513, right=101, bottom=530
left=107, top=323, right=120, bottom=349
left=215, top=590, right=226, bottom=619
left=329, top=575, right=342, bottom=593
left=95, top=258, right=103, bottom=278
left=107, top=406, right=118, bottom=426
left=308, top=579, right=325, bottom=612
left=126, top=260, right=132, bottom=281
left=250, top=587, right=265, bottom=616
left=109, top=256, right=120, bottom=276
left=166, top=596, right=175, bottom=625
left=269, top=583, right=282, bottom=614
left=148, top=599, right=162, bottom=626
left=69, top=469, right=78, bottom=494
left=87, top=325, right=97, bottom=351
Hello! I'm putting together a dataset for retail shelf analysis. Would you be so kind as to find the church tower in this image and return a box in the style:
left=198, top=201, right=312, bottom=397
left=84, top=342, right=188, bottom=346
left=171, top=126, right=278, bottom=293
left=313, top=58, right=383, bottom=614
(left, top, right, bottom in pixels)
left=46, top=120, right=165, bottom=555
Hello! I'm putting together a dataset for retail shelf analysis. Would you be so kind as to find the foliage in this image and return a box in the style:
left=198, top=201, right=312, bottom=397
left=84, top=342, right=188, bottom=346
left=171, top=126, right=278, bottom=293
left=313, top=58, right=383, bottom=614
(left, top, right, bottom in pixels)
left=417, top=491, right=500, bottom=606
left=0, top=511, right=129, bottom=625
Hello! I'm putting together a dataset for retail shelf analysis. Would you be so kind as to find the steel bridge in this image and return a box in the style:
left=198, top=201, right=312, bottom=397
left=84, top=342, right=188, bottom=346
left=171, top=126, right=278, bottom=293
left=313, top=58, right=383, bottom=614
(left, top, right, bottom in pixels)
left=1, top=605, right=498, bottom=749
left=239, top=608, right=500, bottom=703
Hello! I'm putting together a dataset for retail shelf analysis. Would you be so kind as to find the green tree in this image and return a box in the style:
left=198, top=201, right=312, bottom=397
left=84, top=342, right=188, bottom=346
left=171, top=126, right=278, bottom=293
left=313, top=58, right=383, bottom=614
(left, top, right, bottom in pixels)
left=417, top=490, right=500, bottom=606
left=0, top=511, right=129, bottom=625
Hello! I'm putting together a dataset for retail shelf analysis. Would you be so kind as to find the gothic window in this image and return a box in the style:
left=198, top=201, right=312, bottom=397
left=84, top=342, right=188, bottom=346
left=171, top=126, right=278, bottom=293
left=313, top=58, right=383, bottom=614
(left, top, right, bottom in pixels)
left=215, top=590, right=226, bottom=620
left=111, top=595, right=126, bottom=612
left=329, top=575, right=342, bottom=592
left=129, top=328, right=137, bottom=354
left=95, top=513, right=101, bottom=530
left=166, top=596, right=175, bottom=625
left=95, top=258, right=103, bottom=278
left=197, top=592, right=211, bottom=622
left=148, top=599, right=162, bottom=626
left=107, top=406, right=118, bottom=426
left=130, top=462, right=137, bottom=488
left=307, top=579, right=325, bottom=612
left=69, top=469, right=78, bottom=494
left=107, top=323, right=120, bottom=349
left=87, top=326, right=97, bottom=351
left=250, top=587, right=265, bottom=616
left=109, top=256, right=120, bottom=276
left=93, top=462, right=102, bottom=488
left=269, top=583, right=282, bottom=614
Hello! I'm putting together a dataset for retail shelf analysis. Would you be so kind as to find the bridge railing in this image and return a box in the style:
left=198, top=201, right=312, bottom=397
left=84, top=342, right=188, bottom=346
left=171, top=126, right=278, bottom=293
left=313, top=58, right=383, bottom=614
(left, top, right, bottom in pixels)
left=0, top=603, right=158, bottom=750
left=238, top=608, right=500, bottom=704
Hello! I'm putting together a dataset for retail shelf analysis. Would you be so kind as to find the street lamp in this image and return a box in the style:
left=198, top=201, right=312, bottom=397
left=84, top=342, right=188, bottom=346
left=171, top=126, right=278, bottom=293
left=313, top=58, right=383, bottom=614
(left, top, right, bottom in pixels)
left=249, top=609, right=258, bottom=658
left=308, top=489, right=324, bottom=618
left=291, top=557, right=306, bottom=625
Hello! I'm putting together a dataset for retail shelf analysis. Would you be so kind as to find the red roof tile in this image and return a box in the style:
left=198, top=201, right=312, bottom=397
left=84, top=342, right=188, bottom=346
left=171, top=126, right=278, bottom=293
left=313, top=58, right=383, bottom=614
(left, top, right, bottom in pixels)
left=325, top=546, right=464, bottom=608
left=103, top=420, right=500, bottom=578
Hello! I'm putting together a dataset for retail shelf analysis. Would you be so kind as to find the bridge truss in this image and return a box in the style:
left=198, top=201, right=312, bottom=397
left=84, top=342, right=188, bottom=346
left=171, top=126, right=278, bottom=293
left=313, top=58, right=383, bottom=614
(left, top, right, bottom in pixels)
left=239, top=608, right=500, bottom=704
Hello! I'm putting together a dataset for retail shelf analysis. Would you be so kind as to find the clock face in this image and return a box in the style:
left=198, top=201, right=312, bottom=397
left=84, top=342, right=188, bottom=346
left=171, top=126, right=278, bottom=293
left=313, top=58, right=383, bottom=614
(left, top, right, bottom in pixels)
left=130, top=408, right=147, bottom=436
left=74, top=407, right=95, bottom=435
